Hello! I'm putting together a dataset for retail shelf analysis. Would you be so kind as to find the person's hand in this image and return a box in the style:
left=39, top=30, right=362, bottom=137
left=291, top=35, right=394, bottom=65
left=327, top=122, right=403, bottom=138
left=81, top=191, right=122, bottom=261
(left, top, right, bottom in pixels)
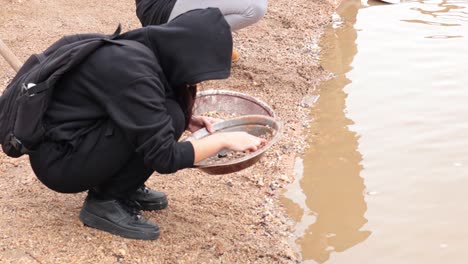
left=187, top=115, right=222, bottom=133
left=190, top=131, right=268, bottom=163
left=222, top=132, right=267, bottom=152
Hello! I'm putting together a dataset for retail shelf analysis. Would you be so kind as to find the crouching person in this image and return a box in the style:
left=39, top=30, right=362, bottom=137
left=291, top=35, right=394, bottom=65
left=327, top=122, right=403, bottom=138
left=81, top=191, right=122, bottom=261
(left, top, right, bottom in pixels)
left=28, top=8, right=265, bottom=240
left=135, top=0, right=269, bottom=61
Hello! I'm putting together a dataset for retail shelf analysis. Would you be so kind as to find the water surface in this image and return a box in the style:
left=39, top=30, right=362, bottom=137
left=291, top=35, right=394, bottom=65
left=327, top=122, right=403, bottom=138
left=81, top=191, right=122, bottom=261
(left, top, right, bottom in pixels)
left=282, top=0, right=468, bottom=263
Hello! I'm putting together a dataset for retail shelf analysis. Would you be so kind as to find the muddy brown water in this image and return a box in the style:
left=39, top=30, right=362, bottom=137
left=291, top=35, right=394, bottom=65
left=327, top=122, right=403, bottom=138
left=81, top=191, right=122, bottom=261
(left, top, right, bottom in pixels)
left=281, top=0, right=468, bottom=263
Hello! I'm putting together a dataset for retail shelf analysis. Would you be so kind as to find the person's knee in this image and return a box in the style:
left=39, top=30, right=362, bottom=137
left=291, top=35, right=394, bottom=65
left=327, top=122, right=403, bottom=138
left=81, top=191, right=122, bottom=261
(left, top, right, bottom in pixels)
left=245, top=0, right=268, bottom=23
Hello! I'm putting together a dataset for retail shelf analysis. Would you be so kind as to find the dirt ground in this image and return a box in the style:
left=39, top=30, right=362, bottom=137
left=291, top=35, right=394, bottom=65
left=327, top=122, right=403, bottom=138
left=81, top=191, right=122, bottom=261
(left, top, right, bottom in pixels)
left=0, top=0, right=338, bottom=263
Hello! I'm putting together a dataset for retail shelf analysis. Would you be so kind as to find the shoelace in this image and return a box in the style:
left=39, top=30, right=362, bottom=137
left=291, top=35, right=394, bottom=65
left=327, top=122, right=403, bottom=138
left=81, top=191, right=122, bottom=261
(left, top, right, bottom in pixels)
left=139, top=185, right=150, bottom=194
left=119, top=199, right=143, bottom=220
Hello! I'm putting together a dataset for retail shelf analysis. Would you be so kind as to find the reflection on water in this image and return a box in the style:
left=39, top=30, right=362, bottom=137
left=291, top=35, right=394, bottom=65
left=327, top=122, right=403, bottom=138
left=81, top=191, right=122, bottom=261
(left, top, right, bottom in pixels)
left=408, top=0, right=467, bottom=25
left=282, top=0, right=468, bottom=263
left=403, top=0, right=466, bottom=27
left=296, top=75, right=370, bottom=264
left=283, top=0, right=371, bottom=263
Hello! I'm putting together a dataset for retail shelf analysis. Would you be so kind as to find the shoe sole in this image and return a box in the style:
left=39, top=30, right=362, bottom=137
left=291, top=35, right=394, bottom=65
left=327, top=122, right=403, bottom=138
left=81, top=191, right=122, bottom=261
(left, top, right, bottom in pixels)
left=79, top=209, right=160, bottom=240
left=139, top=199, right=168, bottom=211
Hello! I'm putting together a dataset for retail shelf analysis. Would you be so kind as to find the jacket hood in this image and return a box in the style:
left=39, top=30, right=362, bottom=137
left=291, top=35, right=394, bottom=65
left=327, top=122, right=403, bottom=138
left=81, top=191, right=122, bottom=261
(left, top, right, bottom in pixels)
left=118, top=8, right=232, bottom=88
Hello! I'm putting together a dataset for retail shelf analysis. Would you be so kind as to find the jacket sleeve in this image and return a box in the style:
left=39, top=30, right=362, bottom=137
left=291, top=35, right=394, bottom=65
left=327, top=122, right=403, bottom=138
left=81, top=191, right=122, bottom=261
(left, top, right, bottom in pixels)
left=111, top=76, right=194, bottom=174
left=87, top=47, right=194, bottom=174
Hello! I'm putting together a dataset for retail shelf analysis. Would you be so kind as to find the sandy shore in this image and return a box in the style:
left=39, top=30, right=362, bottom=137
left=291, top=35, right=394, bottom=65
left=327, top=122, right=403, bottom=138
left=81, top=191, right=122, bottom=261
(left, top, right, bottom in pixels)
left=0, top=0, right=337, bottom=262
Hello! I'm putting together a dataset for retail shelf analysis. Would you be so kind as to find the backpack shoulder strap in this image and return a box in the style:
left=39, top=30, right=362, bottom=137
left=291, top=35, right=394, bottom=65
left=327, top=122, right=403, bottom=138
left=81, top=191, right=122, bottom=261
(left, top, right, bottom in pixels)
left=103, top=39, right=148, bottom=50
left=36, top=53, right=46, bottom=63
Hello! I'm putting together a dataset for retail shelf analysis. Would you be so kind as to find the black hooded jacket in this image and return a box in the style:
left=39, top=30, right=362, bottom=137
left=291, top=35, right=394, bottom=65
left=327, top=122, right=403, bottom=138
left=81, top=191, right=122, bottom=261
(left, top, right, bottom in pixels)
left=135, top=0, right=176, bottom=26
left=43, top=8, right=232, bottom=174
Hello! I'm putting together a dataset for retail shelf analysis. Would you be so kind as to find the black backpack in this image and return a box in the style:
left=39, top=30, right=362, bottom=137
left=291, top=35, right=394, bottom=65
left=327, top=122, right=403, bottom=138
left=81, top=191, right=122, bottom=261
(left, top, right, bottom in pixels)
left=0, top=25, right=124, bottom=158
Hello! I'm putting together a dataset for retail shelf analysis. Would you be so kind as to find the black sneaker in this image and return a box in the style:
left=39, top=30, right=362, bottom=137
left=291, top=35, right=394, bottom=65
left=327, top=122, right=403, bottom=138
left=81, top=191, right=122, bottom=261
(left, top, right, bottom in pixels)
left=128, top=185, right=168, bottom=211
left=79, top=193, right=160, bottom=240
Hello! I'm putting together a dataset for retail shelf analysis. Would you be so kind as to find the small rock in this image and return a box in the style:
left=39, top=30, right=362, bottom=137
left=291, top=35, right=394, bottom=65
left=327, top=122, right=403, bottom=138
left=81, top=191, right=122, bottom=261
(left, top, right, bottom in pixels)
left=257, top=178, right=265, bottom=187
left=226, top=180, right=234, bottom=187
left=214, top=241, right=225, bottom=256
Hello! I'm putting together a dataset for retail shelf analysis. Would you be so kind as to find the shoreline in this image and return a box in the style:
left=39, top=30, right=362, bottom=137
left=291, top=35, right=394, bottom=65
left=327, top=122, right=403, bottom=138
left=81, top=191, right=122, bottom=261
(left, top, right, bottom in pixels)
left=0, top=0, right=338, bottom=262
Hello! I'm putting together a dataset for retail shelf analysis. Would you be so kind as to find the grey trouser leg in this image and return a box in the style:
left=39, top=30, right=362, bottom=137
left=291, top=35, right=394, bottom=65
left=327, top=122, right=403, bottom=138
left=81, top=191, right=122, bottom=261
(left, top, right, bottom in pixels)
left=168, top=0, right=268, bottom=31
